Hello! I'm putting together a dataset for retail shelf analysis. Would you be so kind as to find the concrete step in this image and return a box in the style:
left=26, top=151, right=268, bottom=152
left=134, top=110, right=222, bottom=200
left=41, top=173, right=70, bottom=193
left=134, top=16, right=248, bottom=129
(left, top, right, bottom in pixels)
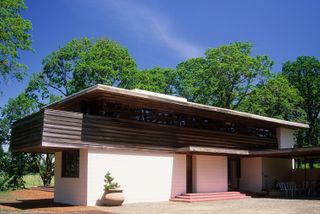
left=176, top=194, right=246, bottom=200
left=181, top=192, right=245, bottom=198
left=182, top=191, right=242, bottom=196
left=171, top=195, right=250, bottom=203
left=171, top=192, right=251, bottom=203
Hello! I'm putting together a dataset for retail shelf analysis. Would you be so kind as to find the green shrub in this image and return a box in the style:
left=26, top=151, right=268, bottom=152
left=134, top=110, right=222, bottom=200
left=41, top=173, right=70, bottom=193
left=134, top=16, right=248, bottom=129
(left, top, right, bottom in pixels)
left=104, top=172, right=120, bottom=190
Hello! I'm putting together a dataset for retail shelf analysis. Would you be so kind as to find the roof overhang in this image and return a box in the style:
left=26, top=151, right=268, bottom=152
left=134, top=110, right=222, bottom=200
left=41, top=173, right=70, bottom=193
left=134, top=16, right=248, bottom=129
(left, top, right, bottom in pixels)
left=177, top=146, right=320, bottom=158
left=250, top=147, right=320, bottom=158
left=45, top=84, right=309, bottom=129
left=176, top=146, right=250, bottom=156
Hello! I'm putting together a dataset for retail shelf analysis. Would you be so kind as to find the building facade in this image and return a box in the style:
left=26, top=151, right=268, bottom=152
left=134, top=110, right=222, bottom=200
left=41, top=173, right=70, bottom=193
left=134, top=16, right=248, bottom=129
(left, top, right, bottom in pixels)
left=11, top=85, right=311, bottom=205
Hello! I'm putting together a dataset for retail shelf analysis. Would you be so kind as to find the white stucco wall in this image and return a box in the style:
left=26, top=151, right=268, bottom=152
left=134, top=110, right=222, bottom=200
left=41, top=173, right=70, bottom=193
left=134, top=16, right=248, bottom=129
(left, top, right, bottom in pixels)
left=86, top=149, right=184, bottom=205
left=240, top=157, right=292, bottom=192
left=240, top=157, right=263, bottom=193
left=54, top=149, right=88, bottom=205
left=192, top=155, right=228, bottom=193
left=262, top=158, right=292, bottom=190
left=276, top=127, right=296, bottom=149
left=170, top=154, right=186, bottom=198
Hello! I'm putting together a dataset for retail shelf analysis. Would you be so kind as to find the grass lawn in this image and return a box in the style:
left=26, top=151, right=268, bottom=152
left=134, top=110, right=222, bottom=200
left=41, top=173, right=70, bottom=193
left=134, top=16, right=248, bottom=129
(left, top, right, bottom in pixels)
left=297, top=162, right=320, bottom=169
left=0, top=174, right=54, bottom=191
left=23, top=174, right=54, bottom=188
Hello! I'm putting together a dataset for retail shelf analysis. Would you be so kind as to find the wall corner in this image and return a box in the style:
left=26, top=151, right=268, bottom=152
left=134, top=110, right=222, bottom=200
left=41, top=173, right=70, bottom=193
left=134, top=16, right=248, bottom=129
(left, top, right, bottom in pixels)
left=276, top=127, right=296, bottom=149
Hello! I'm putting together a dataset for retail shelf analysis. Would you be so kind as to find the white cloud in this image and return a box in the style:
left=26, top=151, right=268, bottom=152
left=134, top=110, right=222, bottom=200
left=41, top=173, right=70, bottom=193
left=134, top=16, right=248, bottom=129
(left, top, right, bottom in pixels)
left=90, top=0, right=203, bottom=59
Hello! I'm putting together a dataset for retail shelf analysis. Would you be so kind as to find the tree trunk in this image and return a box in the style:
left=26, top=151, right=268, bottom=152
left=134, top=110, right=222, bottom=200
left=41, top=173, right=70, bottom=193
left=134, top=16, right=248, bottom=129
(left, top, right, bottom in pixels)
left=37, top=154, right=55, bottom=187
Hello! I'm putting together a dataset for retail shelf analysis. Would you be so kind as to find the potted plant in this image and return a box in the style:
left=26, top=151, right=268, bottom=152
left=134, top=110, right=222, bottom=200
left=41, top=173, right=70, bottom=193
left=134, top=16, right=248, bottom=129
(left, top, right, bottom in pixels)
left=102, top=171, right=125, bottom=206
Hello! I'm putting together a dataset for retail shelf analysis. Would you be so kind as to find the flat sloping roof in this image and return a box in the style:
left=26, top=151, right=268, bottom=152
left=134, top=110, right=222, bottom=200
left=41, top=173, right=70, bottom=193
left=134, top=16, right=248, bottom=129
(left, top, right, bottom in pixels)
left=250, top=147, right=320, bottom=158
left=177, top=146, right=320, bottom=158
left=45, top=84, right=309, bottom=129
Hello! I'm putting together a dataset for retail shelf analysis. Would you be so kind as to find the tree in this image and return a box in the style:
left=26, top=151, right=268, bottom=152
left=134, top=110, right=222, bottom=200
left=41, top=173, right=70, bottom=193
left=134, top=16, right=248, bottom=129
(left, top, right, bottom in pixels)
left=0, top=93, right=56, bottom=189
left=133, top=67, right=176, bottom=94
left=238, top=75, right=306, bottom=122
left=0, top=0, right=32, bottom=87
left=0, top=93, right=38, bottom=146
left=175, top=42, right=273, bottom=109
left=0, top=93, right=38, bottom=189
left=282, top=56, right=320, bottom=147
left=37, top=154, right=55, bottom=186
left=26, top=37, right=137, bottom=101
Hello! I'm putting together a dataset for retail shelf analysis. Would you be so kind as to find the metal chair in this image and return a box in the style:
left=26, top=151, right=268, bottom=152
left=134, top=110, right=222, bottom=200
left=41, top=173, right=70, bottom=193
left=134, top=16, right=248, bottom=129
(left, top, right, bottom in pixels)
left=278, top=182, right=289, bottom=197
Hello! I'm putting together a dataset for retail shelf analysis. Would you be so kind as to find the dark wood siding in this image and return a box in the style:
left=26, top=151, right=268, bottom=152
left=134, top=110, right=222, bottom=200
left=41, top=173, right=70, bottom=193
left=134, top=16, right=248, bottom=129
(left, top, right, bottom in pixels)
left=11, top=111, right=44, bottom=151
left=42, top=109, right=83, bottom=145
left=11, top=109, right=278, bottom=152
left=81, top=113, right=277, bottom=150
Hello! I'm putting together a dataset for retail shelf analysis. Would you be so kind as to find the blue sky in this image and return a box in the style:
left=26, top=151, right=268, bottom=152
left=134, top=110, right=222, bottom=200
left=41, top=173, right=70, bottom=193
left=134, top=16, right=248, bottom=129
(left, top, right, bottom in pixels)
left=1, top=0, right=320, bottom=106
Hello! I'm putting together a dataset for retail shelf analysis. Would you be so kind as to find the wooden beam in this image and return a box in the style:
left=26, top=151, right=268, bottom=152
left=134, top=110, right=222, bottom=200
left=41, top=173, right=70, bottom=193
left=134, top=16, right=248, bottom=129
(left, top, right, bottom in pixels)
left=177, top=146, right=250, bottom=156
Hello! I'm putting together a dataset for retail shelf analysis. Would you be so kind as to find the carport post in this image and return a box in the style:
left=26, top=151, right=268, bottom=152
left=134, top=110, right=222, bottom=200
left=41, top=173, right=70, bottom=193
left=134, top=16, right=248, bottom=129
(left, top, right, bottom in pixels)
left=304, top=156, right=307, bottom=186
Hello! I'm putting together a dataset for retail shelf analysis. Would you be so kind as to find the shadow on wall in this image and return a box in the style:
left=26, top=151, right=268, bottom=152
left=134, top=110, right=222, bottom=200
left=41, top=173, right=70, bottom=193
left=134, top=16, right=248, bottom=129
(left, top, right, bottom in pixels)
left=170, top=154, right=186, bottom=198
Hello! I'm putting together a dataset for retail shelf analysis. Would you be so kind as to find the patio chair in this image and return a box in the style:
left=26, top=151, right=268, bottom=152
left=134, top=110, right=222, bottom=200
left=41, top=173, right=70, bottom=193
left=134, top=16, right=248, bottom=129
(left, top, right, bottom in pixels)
left=287, top=182, right=297, bottom=197
left=278, top=182, right=289, bottom=197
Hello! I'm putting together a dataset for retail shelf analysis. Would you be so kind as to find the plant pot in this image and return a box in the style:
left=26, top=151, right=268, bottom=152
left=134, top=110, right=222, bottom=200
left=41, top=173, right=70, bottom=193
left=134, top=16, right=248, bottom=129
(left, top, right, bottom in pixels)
left=102, top=189, right=125, bottom=206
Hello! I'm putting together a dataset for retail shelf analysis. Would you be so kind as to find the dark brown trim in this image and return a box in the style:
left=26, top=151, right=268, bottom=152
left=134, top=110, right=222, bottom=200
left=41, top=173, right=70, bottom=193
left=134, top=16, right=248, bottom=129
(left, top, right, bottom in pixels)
left=186, top=155, right=193, bottom=193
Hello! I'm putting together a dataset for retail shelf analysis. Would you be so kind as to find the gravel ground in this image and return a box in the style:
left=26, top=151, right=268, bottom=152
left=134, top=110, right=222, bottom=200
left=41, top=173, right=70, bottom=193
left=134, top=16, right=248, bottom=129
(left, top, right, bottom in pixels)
left=1, top=189, right=320, bottom=214
left=97, top=198, right=320, bottom=214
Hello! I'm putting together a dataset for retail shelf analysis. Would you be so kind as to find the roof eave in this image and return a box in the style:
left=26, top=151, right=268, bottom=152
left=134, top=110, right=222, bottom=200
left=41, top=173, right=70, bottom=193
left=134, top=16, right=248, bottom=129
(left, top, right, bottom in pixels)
left=44, top=84, right=309, bottom=130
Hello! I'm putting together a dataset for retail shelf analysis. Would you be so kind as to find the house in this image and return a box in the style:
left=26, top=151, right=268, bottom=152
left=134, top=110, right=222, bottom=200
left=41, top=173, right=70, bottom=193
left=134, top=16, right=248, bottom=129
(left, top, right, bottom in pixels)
left=11, top=84, right=317, bottom=205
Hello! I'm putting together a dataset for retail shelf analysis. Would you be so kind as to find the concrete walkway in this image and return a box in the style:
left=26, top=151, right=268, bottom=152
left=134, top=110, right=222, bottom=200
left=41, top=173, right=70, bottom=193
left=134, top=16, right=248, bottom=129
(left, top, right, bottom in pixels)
left=97, top=198, right=320, bottom=214
left=1, top=189, right=320, bottom=213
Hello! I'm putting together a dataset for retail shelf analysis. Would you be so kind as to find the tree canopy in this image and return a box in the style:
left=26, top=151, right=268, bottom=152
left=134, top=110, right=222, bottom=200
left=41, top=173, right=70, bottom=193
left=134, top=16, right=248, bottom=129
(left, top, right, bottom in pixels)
left=0, top=93, right=38, bottom=146
left=26, top=37, right=137, bottom=101
left=175, top=42, right=273, bottom=109
left=238, top=75, right=306, bottom=122
left=0, top=0, right=32, bottom=87
left=133, top=67, right=176, bottom=94
left=0, top=93, right=39, bottom=190
left=282, top=56, right=320, bottom=146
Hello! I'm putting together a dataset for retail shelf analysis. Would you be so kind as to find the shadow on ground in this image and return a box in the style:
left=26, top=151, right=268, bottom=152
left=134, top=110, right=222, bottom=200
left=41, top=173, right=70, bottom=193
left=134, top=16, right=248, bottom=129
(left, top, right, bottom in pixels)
left=0, top=198, right=72, bottom=210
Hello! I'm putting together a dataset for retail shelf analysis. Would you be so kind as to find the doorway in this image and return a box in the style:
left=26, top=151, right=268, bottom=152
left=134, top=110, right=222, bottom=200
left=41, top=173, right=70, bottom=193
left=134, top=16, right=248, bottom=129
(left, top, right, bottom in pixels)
left=186, top=155, right=193, bottom=193
left=228, top=157, right=241, bottom=191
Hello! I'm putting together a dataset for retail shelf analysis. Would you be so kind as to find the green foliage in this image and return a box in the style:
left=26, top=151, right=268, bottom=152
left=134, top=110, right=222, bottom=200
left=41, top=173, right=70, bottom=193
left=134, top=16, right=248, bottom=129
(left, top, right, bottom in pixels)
left=0, top=93, right=54, bottom=190
left=26, top=37, right=137, bottom=101
left=238, top=75, right=306, bottom=122
left=282, top=56, right=320, bottom=146
left=0, top=0, right=32, bottom=86
left=4, top=152, right=27, bottom=190
left=104, top=171, right=120, bottom=190
left=0, top=151, right=39, bottom=191
left=133, top=67, right=176, bottom=94
left=0, top=93, right=39, bottom=145
left=36, top=154, right=55, bottom=186
left=23, top=173, right=54, bottom=188
left=22, top=174, right=43, bottom=188
left=0, top=174, right=10, bottom=191
left=176, top=42, right=273, bottom=109
left=0, top=173, right=53, bottom=191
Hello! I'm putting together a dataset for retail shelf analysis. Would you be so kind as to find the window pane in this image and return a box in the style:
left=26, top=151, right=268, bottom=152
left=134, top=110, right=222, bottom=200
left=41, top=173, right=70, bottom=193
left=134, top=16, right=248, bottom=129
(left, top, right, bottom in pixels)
left=62, top=150, right=79, bottom=177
